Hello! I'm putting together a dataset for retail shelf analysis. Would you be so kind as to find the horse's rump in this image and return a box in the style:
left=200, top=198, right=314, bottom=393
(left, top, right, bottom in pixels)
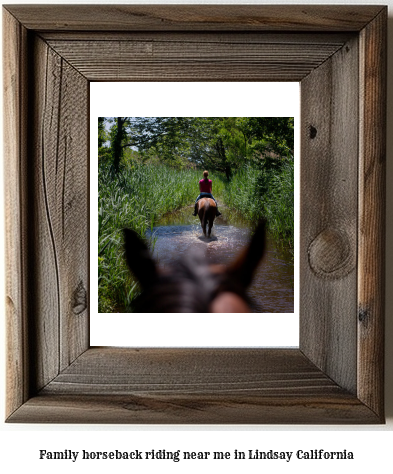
left=198, top=198, right=216, bottom=235
left=198, top=198, right=216, bottom=215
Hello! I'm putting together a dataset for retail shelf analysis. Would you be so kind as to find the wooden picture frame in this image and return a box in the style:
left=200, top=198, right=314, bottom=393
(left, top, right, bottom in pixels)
left=3, top=5, right=386, bottom=424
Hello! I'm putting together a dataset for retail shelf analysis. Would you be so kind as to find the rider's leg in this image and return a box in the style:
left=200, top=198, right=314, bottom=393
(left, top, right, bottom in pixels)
left=211, top=196, right=222, bottom=216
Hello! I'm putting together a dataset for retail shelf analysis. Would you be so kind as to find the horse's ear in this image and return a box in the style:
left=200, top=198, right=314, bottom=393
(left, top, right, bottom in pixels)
left=123, top=228, right=158, bottom=289
left=226, top=220, right=266, bottom=288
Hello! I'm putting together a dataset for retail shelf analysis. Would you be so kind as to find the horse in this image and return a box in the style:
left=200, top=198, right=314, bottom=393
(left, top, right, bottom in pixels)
left=123, top=220, right=265, bottom=313
left=197, top=197, right=216, bottom=237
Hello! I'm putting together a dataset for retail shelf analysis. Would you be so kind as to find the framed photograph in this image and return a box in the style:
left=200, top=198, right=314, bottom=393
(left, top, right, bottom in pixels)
left=91, top=83, right=299, bottom=348
left=4, top=5, right=386, bottom=423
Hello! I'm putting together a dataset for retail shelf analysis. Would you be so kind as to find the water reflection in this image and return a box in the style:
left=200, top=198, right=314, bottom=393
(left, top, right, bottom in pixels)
left=146, top=204, right=294, bottom=313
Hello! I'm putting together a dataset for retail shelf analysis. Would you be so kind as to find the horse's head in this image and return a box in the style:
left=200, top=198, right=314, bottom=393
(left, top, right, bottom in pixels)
left=123, top=221, right=266, bottom=313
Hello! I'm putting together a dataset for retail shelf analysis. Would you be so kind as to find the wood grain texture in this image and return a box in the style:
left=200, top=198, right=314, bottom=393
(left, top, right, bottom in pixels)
left=43, top=348, right=340, bottom=395
left=7, top=348, right=380, bottom=424
left=300, top=36, right=359, bottom=394
left=9, top=392, right=379, bottom=425
left=3, top=9, right=30, bottom=417
left=358, top=9, right=387, bottom=417
left=3, top=4, right=386, bottom=424
left=46, top=37, right=347, bottom=82
left=3, top=5, right=384, bottom=32
left=41, top=44, right=90, bottom=370
left=11, top=35, right=90, bottom=394
left=4, top=7, right=90, bottom=416
left=40, top=31, right=354, bottom=44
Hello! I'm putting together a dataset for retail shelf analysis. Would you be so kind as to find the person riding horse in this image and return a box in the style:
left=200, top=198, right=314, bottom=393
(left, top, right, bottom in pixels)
left=192, top=170, right=222, bottom=217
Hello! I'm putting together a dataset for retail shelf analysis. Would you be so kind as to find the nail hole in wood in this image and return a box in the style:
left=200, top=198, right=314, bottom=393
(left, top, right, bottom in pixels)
left=309, top=125, right=317, bottom=139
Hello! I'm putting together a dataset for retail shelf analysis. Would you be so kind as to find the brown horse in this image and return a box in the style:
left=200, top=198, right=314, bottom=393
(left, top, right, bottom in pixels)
left=123, top=220, right=266, bottom=313
left=197, top=197, right=216, bottom=237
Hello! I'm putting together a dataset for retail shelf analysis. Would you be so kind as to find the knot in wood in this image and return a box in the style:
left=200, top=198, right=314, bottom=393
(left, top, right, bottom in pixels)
left=358, top=307, right=370, bottom=326
left=308, top=228, right=355, bottom=279
left=72, top=281, right=87, bottom=315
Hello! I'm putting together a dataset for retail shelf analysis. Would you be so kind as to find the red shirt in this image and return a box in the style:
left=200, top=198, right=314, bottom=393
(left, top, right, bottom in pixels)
left=199, top=178, right=212, bottom=193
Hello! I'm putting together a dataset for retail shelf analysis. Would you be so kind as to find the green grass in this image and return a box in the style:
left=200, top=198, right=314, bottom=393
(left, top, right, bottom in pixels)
left=97, top=158, right=291, bottom=312
left=223, top=160, right=294, bottom=251
left=98, top=162, right=222, bottom=312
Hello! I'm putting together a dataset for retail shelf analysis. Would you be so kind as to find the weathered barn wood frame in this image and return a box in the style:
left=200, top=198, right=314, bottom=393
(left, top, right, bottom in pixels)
left=3, top=5, right=386, bottom=423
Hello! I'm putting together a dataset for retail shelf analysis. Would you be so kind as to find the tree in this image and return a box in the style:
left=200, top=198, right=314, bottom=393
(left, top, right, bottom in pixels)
left=98, top=117, right=106, bottom=147
left=99, top=116, right=294, bottom=176
left=98, top=117, right=112, bottom=163
left=241, top=117, right=294, bottom=159
left=112, top=117, right=128, bottom=172
left=186, top=118, right=248, bottom=179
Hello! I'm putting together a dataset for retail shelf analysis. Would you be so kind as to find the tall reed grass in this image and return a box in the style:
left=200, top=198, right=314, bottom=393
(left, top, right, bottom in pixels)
left=98, top=163, right=220, bottom=312
left=224, top=160, right=294, bottom=250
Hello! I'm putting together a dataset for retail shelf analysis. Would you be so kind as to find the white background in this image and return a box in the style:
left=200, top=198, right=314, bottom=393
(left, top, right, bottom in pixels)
left=1, top=0, right=392, bottom=473
left=90, top=82, right=300, bottom=348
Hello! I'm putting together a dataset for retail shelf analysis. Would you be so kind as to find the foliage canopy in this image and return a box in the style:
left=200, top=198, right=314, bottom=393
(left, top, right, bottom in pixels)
left=99, top=117, right=294, bottom=177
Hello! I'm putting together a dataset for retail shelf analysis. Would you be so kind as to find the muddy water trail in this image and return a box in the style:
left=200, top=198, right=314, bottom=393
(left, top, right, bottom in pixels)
left=147, top=204, right=294, bottom=313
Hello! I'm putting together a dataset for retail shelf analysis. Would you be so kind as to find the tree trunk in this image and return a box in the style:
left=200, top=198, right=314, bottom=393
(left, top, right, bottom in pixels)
left=113, top=117, right=124, bottom=172
left=215, top=137, right=231, bottom=180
